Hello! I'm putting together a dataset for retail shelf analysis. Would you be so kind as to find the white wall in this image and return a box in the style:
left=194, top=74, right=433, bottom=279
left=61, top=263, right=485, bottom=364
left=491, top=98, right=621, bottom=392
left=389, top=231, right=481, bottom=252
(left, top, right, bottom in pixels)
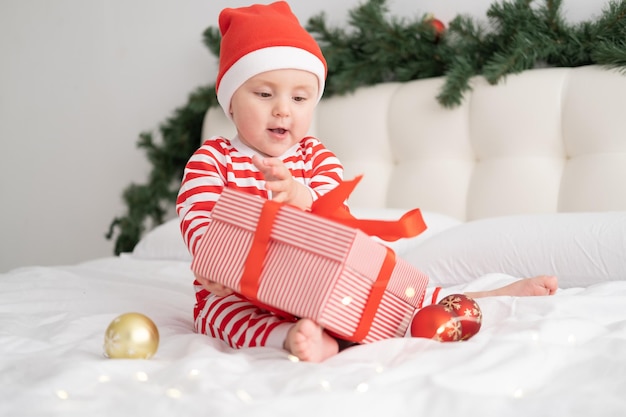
left=0, top=0, right=606, bottom=272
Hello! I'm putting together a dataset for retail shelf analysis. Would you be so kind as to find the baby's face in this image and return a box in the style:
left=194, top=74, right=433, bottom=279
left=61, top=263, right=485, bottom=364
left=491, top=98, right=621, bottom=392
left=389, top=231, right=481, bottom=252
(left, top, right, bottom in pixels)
left=229, top=69, right=318, bottom=157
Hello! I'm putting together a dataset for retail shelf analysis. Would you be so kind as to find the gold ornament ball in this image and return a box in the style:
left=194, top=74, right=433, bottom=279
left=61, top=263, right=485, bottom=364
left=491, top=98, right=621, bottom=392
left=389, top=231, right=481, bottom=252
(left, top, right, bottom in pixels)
left=103, top=312, right=159, bottom=359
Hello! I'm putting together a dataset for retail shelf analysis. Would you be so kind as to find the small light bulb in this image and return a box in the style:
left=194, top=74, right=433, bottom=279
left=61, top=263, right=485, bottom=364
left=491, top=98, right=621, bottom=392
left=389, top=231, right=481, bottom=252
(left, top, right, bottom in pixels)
left=356, top=383, right=369, bottom=393
left=166, top=388, right=182, bottom=399
left=236, top=389, right=253, bottom=403
left=56, top=390, right=69, bottom=400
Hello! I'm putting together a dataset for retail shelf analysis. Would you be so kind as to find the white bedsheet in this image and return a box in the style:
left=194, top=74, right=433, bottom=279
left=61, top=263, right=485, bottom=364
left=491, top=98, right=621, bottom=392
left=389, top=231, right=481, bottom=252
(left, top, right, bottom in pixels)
left=1, top=256, right=625, bottom=416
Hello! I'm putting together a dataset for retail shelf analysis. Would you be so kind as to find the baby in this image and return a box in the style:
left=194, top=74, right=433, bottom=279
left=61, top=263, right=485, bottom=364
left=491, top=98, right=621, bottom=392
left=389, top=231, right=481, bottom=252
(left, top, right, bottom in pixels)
left=176, top=1, right=558, bottom=363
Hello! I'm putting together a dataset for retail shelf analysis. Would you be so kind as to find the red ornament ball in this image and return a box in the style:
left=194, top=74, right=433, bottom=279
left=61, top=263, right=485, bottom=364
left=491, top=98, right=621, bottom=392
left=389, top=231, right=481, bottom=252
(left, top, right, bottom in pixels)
left=410, top=304, right=462, bottom=342
left=430, top=18, right=445, bottom=36
left=425, top=14, right=446, bottom=40
left=438, top=294, right=482, bottom=340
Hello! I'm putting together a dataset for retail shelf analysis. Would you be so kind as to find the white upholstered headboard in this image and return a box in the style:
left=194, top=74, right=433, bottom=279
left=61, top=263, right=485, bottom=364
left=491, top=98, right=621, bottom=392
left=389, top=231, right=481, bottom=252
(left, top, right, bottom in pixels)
left=202, top=65, right=626, bottom=221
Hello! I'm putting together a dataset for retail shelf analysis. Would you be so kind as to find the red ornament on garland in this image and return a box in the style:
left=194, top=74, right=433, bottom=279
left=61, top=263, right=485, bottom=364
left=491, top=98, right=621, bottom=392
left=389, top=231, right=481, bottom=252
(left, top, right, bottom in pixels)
left=425, top=14, right=446, bottom=41
left=410, top=304, right=462, bottom=342
left=438, top=294, right=482, bottom=340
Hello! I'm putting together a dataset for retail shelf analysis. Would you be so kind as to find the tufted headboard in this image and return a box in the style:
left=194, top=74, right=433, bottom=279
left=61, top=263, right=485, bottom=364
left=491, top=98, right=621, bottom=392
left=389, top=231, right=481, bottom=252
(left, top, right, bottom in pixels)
left=202, top=65, right=626, bottom=221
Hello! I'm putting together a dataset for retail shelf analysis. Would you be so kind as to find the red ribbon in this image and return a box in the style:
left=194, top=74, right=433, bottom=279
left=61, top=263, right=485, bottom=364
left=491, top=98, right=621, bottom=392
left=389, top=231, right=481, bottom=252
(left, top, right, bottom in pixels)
left=311, top=175, right=427, bottom=242
left=348, top=245, right=396, bottom=342
left=239, top=175, right=428, bottom=340
left=239, top=199, right=297, bottom=321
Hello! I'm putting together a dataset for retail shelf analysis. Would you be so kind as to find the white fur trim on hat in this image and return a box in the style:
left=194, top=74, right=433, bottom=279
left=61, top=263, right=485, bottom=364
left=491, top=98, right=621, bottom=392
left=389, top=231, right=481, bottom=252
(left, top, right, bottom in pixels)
left=216, top=46, right=326, bottom=119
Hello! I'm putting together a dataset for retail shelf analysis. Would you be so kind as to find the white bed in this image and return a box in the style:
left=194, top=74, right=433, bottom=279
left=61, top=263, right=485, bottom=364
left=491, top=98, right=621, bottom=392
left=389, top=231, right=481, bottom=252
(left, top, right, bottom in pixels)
left=2, top=65, right=626, bottom=416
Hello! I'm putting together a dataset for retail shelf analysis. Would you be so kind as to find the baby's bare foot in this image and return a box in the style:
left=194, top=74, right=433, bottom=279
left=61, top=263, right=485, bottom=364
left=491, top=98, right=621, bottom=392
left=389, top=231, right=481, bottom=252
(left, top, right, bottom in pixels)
left=497, top=275, right=558, bottom=296
left=284, top=319, right=338, bottom=362
left=466, top=275, right=558, bottom=299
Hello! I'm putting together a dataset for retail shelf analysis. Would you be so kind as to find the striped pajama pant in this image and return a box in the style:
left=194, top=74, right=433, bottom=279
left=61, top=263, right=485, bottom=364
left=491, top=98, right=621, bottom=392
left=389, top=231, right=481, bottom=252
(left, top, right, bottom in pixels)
left=193, top=284, right=445, bottom=349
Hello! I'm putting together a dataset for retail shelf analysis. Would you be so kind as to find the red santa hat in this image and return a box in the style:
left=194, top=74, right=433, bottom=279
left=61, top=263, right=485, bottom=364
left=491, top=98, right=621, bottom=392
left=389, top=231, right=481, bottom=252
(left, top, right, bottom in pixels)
left=216, top=1, right=327, bottom=118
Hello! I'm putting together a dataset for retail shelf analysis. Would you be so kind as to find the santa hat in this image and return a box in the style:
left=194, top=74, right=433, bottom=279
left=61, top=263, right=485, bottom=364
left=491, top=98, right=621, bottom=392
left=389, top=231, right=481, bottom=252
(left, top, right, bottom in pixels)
left=216, top=1, right=327, bottom=118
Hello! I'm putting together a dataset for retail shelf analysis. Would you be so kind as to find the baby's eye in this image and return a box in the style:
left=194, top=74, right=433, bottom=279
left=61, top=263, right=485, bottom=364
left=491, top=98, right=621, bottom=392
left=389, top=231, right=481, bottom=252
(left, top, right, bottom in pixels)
left=293, top=96, right=307, bottom=102
left=256, top=91, right=272, bottom=98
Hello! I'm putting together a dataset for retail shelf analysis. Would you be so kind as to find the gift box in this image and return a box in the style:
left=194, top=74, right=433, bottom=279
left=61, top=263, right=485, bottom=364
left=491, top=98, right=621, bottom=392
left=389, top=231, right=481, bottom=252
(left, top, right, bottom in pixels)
left=191, top=177, right=430, bottom=344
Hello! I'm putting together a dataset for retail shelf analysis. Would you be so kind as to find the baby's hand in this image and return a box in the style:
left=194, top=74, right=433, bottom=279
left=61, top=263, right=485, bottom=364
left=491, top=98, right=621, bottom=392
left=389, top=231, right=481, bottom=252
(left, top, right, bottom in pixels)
left=252, top=155, right=312, bottom=209
left=194, top=273, right=233, bottom=297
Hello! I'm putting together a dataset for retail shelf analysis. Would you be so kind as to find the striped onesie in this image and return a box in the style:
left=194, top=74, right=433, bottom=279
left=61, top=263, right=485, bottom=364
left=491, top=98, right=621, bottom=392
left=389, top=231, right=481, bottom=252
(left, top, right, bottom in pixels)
left=176, top=135, right=344, bottom=349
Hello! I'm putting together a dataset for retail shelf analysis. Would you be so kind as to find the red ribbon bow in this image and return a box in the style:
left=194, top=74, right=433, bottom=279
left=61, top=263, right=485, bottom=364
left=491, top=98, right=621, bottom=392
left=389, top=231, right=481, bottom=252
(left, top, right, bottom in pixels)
left=311, top=175, right=427, bottom=242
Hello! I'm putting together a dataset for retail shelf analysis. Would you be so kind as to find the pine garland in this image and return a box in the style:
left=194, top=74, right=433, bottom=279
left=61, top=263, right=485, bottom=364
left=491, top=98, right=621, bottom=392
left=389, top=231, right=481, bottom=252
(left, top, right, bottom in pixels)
left=107, top=0, right=626, bottom=254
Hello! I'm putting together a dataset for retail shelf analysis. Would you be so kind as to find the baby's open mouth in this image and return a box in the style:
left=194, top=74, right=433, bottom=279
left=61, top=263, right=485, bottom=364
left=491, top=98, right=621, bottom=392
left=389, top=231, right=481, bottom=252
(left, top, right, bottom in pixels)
left=270, top=128, right=287, bottom=134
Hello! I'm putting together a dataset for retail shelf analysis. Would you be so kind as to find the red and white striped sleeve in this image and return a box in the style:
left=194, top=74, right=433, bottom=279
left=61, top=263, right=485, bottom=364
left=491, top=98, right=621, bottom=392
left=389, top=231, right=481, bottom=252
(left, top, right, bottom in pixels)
left=287, top=137, right=344, bottom=199
left=177, top=138, right=228, bottom=256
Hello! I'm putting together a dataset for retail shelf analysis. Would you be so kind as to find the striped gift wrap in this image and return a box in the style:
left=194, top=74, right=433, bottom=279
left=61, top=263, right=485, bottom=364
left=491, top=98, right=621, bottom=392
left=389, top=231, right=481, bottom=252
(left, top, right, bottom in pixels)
left=191, top=188, right=429, bottom=343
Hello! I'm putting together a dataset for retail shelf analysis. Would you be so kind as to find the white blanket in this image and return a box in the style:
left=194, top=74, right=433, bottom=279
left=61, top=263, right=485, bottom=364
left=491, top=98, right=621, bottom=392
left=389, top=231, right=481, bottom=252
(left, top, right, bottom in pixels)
left=2, top=254, right=625, bottom=416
